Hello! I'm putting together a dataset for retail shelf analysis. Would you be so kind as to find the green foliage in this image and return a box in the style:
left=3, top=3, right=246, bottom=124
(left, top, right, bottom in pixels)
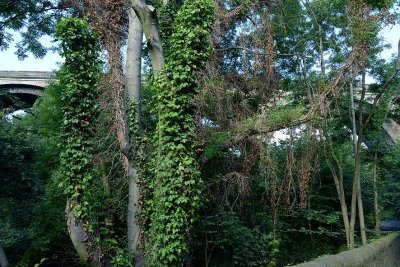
left=33, top=82, right=64, bottom=140
left=203, top=130, right=231, bottom=159
left=0, top=0, right=63, bottom=59
left=55, top=17, right=101, bottom=220
left=0, top=106, right=75, bottom=266
left=364, top=0, right=395, bottom=10
left=145, top=0, right=215, bottom=266
left=267, top=105, right=307, bottom=128
left=200, top=210, right=270, bottom=267
left=156, top=0, right=180, bottom=59
left=0, top=116, right=40, bottom=264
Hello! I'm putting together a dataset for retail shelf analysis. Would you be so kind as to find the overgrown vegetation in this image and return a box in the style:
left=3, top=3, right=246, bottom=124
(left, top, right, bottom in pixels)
left=1, top=0, right=400, bottom=266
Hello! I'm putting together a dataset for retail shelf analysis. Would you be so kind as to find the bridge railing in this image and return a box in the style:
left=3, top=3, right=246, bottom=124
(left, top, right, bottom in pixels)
left=292, top=233, right=400, bottom=267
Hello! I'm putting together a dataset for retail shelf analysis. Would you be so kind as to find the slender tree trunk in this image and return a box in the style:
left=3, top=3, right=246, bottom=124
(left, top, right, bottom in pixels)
left=0, top=242, right=10, bottom=267
left=349, top=153, right=358, bottom=246
left=349, top=71, right=367, bottom=246
left=126, top=7, right=143, bottom=260
left=318, top=24, right=326, bottom=77
left=349, top=76, right=358, bottom=247
left=349, top=78, right=358, bottom=246
left=357, top=73, right=368, bottom=245
left=349, top=80, right=357, bottom=149
left=373, top=152, right=380, bottom=236
left=323, top=127, right=351, bottom=246
left=325, top=157, right=350, bottom=245
left=356, top=146, right=367, bottom=244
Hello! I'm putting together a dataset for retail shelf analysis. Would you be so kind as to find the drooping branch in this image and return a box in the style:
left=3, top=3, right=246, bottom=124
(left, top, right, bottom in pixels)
left=232, top=50, right=357, bottom=141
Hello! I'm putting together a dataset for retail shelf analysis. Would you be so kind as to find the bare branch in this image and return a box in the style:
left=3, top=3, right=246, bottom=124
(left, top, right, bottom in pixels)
left=215, top=46, right=308, bottom=57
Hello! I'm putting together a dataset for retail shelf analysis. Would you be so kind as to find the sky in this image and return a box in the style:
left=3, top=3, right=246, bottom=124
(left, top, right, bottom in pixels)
left=378, top=24, right=400, bottom=60
left=0, top=32, right=63, bottom=72
left=0, top=24, right=399, bottom=72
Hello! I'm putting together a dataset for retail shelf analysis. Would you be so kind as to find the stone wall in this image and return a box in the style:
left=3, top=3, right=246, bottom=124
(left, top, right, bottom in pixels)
left=292, top=233, right=400, bottom=267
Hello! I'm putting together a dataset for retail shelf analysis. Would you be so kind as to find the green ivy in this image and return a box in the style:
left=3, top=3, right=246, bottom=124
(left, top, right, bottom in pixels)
left=55, top=17, right=133, bottom=266
left=55, top=15, right=101, bottom=251
left=145, top=0, right=215, bottom=266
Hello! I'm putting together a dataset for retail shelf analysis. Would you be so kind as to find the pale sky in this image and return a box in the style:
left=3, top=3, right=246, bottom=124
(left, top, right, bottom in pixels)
left=379, top=24, right=400, bottom=60
left=0, top=32, right=63, bottom=72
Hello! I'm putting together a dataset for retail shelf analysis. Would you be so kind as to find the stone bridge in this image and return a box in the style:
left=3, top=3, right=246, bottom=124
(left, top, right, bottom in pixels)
left=292, top=233, right=400, bottom=267
left=0, top=71, right=54, bottom=107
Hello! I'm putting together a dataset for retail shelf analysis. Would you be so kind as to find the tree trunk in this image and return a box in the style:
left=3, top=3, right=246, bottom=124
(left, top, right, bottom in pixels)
left=66, top=201, right=99, bottom=267
left=373, top=152, right=380, bottom=236
left=348, top=78, right=357, bottom=247
left=349, top=80, right=357, bottom=150
left=357, top=72, right=368, bottom=245
left=349, top=71, right=367, bottom=246
left=131, top=0, right=165, bottom=76
left=0, top=242, right=10, bottom=267
left=356, top=149, right=367, bottom=245
left=323, top=128, right=350, bottom=246
left=318, top=24, right=326, bottom=77
left=126, top=6, right=143, bottom=260
left=349, top=151, right=358, bottom=246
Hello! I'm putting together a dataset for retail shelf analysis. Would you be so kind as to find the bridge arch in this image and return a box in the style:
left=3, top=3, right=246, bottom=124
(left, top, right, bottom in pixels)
left=0, top=71, right=54, bottom=107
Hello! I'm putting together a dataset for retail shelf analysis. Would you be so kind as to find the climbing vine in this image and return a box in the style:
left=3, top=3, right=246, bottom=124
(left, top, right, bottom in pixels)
left=146, top=0, right=215, bottom=266
left=55, top=16, right=101, bottom=236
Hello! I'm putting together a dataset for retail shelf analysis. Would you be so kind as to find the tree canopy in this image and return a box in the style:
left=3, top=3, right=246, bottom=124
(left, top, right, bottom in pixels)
left=1, top=0, right=400, bottom=266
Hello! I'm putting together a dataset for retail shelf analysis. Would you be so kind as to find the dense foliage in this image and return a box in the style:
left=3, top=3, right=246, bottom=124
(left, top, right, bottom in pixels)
left=2, top=0, right=400, bottom=266
left=145, top=1, right=214, bottom=266
left=55, top=17, right=101, bottom=223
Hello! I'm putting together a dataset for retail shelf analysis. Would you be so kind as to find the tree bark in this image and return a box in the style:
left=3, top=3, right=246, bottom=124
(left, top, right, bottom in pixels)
left=373, top=152, right=380, bottom=236
left=66, top=201, right=99, bottom=267
left=318, top=24, right=326, bottom=77
left=323, top=125, right=350, bottom=246
left=349, top=71, right=367, bottom=246
left=348, top=39, right=400, bottom=246
left=0, top=242, right=10, bottom=267
left=357, top=73, right=368, bottom=245
left=126, top=6, right=143, bottom=260
left=131, top=0, right=165, bottom=76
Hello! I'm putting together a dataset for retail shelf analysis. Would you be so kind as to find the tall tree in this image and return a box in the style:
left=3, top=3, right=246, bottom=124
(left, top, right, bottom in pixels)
left=55, top=17, right=102, bottom=266
left=131, top=0, right=215, bottom=265
left=125, top=7, right=144, bottom=257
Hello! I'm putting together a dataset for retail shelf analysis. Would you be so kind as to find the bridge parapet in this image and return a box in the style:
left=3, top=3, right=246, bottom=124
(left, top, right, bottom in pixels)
left=0, top=71, right=55, bottom=88
left=292, top=233, right=400, bottom=267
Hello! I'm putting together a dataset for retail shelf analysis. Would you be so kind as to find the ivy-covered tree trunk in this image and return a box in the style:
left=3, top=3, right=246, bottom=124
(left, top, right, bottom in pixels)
left=143, top=1, right=214, bottom=266
left=66, top=200, right=100, bottom=266
left=55, top=17, right=101, bottom=266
